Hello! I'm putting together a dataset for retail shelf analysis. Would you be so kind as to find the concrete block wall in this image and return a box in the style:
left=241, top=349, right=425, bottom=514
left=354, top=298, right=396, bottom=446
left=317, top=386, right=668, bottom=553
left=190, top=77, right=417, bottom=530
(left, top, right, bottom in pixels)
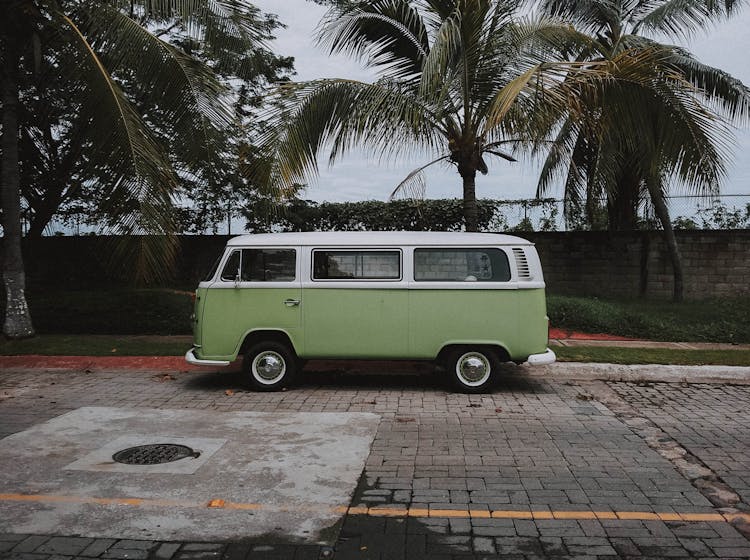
left=524, top=230, right=750, bottom=299
left=4, top=230, right=749, bottom=299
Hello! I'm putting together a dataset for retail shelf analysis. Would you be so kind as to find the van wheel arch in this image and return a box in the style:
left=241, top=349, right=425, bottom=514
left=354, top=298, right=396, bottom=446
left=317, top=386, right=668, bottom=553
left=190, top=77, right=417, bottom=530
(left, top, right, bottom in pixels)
left=437, top=344, right=510, bottom=394
left=239, top=330, right=298, bottom=358
left=436, top=344, right=510, bottom=367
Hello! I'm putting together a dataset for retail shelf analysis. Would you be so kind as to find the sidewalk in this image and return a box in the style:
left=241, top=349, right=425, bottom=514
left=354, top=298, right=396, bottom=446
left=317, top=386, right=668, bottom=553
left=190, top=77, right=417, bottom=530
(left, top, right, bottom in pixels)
left=548, top=328, right=750, bottom=351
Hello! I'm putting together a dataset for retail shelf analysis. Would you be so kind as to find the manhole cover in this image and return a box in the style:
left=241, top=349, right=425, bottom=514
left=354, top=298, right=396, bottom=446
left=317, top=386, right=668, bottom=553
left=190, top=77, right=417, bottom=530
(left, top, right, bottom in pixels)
left=112, top=444, right=199, bottom=465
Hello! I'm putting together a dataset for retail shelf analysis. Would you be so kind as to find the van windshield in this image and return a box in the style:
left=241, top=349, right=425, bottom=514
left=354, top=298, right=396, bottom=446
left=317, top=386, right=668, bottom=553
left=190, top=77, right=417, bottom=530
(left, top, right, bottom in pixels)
left=203, top=255, right=222, bottom=282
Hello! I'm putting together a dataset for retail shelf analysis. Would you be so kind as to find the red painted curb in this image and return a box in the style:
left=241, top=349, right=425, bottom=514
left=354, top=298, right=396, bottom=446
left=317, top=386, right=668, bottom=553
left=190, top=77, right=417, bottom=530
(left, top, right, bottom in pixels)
left=0, top=355, right=236, bottom=372
left=548, top=329, right=635, bottom=341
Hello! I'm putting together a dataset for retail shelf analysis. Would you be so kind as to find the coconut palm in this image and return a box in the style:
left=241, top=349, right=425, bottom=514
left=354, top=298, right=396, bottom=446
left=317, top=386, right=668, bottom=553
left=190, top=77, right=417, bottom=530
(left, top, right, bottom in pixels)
left=259, top=0, right=606, bottom=233
left=534, top=0, right=750, bottom=300
left=1, top=0, right=273, bottom=338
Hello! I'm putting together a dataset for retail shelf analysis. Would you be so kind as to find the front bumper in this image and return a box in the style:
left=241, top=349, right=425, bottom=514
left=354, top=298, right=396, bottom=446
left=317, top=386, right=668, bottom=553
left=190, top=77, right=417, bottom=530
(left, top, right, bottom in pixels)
left=185, top=348, right=231, bottom=367
left=526, top=348, right=556, bottom=366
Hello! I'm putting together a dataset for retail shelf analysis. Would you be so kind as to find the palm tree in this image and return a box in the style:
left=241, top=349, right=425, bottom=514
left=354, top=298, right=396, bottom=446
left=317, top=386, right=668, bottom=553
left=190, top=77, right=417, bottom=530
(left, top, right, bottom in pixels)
left=534, top=0, right=750, bottom=300
left=259, top=0, right=603, bottom=233
left=1, top=0, right=271, bottom=338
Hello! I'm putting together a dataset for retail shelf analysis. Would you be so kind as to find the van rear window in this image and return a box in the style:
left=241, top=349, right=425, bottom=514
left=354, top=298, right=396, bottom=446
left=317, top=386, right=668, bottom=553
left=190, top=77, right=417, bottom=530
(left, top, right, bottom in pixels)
left=313, top=250, right=401, bottom=280
left=414, top=248, right=510, bottom=282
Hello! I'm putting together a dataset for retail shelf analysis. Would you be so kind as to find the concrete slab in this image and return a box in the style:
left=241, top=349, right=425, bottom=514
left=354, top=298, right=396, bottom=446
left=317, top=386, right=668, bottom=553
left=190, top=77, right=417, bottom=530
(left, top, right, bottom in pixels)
left=0, top=407, right=380, bottom=544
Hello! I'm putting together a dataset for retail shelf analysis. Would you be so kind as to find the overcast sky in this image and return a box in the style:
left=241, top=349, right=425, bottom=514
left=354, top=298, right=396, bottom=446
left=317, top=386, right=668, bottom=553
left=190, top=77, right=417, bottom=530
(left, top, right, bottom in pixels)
left=253, top=0, right=750, bottom=203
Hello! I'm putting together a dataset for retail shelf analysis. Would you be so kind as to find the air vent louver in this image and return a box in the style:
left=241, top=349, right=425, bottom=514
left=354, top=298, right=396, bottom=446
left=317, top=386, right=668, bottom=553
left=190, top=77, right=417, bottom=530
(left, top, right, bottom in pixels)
left=512, top=248, right=533, bottom=281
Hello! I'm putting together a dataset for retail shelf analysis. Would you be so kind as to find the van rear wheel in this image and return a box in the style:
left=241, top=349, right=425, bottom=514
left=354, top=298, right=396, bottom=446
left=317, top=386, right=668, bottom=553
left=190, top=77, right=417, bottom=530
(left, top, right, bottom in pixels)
left=245, top=342, right=297, bottom=391
left=445, top=347, right=500, bottom=393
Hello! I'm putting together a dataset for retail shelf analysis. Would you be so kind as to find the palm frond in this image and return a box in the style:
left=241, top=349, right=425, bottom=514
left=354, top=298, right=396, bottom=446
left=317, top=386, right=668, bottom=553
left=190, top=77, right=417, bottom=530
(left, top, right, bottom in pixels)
left=55, top=10, right=178, bottom=283
left=634, top=0, right=742, bottom=38
left=389, top=155, right=450, bottom=200
left=419, top=4, right=464, bottom=101
left=257, top=79, right=444, bottom=192
left=667, top=48, right=750, bottom=121
left=537, top=0, right=622, bottom=34
left=317, top=0, right=429, bottom=82
left=510, top=15, right=599, bottom=62
left=77, top=5, right=233, bottom=180
left=113, top=0, right=269, bottom=50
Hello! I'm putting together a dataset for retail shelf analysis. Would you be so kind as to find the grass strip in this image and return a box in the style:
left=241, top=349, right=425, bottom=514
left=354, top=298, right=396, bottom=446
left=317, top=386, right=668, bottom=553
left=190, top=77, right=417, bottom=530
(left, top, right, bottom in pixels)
left=554, top=345, right=750, bottom=366
left=0, top=335, right=191, bottom=357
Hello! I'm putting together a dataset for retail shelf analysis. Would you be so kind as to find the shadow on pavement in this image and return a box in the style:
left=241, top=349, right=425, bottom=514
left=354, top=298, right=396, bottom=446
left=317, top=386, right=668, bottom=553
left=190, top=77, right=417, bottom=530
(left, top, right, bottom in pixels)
left=183, top=361, right=546, bottom=394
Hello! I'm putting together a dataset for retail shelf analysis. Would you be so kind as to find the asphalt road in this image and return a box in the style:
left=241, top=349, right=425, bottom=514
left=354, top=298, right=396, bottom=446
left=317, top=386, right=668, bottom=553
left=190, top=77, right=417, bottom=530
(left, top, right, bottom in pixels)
left=1, top=364, right=749, bottom=559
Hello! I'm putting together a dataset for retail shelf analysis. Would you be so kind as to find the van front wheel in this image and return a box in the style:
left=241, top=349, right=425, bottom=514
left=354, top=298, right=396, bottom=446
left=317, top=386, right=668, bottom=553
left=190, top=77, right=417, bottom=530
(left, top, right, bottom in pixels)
left=445, top=348, right=500, bottom=393
left=245, top=342, right=297, bottom=391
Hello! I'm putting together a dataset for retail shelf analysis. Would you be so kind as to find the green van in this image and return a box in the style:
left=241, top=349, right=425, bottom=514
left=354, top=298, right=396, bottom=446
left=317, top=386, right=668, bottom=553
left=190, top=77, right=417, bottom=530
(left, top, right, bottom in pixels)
left=187, top=232, right=555, bottom=393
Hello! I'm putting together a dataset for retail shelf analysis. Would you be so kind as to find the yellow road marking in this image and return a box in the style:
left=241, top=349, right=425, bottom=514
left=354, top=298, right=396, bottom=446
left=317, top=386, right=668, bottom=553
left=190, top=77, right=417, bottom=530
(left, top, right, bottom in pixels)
left=617, top=511, right=660, bottom=520
left=468, top=509, right=491, bottom=518
left=1, top=493, right=747, bottom=523
left=656, top=513, right=683, bottom=521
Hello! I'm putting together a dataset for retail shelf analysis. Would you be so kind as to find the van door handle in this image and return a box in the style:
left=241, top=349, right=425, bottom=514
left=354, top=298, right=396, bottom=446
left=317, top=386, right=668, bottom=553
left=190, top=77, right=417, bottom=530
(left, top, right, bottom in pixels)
left=283, top=299, right=300, bottom=307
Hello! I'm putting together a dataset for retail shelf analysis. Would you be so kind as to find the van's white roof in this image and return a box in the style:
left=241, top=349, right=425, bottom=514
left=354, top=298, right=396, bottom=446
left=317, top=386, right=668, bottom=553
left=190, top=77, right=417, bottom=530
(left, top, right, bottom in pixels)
left=227, top=231, right=533, bottom=247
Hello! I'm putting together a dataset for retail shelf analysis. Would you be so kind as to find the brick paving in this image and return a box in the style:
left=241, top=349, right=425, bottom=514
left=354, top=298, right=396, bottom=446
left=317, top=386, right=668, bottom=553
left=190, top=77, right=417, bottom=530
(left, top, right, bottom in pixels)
left=1, top=366, right=749, bottom=558
left=609, top=382, right=750, bottom=508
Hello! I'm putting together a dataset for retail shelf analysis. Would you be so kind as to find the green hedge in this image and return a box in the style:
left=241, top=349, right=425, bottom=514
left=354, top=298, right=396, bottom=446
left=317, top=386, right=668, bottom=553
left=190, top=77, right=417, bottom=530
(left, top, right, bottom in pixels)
left=242, top=198, right=559, bottom=232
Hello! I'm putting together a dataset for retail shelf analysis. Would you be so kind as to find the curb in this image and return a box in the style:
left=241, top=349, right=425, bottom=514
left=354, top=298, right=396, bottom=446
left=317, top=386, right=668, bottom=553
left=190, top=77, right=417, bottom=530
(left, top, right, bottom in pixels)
left=519, top=362, right=750, bottom=384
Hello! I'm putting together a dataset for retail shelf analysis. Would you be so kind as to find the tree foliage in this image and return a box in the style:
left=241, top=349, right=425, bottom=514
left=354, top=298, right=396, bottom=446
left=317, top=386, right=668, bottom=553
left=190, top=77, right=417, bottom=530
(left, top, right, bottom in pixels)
left=14, top=1, right=293, bottom=239
left=535, top=0, right=750, bottom=231
left=0, top=0, right=292, bottom=337
left=531, top=0, right=750, bottom=300
left=259, top=0, right=607, bottom=232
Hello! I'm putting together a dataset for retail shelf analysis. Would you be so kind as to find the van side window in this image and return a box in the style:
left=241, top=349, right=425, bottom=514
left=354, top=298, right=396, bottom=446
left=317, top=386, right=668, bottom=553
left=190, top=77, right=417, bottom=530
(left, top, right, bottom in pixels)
left=414, top=248, right=511, bottom=282
left=313, top=250, right=401, bottom=280
left=220, top=250, right=241, bottom=281
left=220, top=249, right=296, bottom=282
left=243, top=249, right=296, bottom=281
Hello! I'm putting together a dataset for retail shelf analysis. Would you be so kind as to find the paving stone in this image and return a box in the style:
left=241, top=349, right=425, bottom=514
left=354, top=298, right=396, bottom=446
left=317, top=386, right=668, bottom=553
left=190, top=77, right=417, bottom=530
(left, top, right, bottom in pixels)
left=36, top=538, right=93, bottom=556
left=426, top=535, right=470, bottom=554
left=79, top=539, right=117, bottom=558
left=512, top=520, right=539, bottom=538
left=471, top=537, right=495, bottom=554
left=495, top=537, right=544, bottom=556
left=566, top=544, right=618, bottom=556
left=12, top=537, right=50, bottom=554
left=0, top=540, right=20, bottom=553
left=101, top=549, right=150, bottom=560
left=153, top=543, right=182, bottom=560
left=111, top=541, right=155, bottom=551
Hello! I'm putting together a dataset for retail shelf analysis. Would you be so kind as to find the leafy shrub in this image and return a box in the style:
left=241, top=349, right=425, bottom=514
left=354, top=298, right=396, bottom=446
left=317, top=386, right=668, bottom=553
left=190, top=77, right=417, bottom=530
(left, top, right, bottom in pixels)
left=241, top=198, right=560, bottom=232
left=548, top=295, right=750, bottom=343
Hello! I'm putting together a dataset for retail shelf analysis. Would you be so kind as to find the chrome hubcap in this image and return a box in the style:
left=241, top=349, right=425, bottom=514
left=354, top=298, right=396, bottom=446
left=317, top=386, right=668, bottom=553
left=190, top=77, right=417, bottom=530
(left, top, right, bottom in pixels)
left=252, top=351, right=286, bottom=383
left=456, top=352, right=490, bottom=386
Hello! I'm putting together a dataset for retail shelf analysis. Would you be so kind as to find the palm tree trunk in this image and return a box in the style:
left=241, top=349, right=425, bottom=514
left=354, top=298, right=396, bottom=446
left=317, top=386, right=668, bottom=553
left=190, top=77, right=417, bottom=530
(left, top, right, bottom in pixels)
left=461, top=170, right=479, bottom=232
left=646, top=180, right=684, bottom=302
left=1, top=45, right=35, bottom=339
left=610, top=174, right=639, bottom=231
